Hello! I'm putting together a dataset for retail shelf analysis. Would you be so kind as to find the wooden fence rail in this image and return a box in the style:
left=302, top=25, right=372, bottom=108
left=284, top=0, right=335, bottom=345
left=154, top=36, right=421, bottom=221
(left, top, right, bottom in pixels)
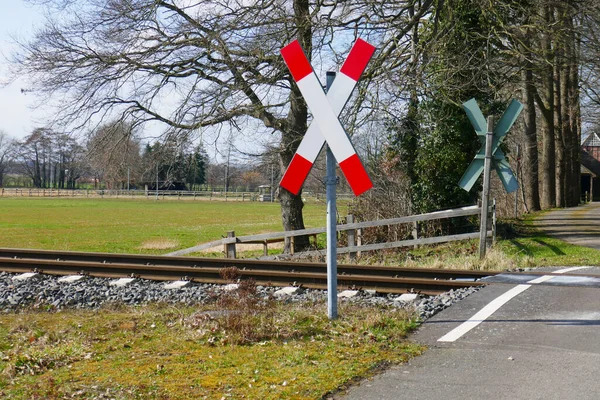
left=166, top=204, right=495, bottom=258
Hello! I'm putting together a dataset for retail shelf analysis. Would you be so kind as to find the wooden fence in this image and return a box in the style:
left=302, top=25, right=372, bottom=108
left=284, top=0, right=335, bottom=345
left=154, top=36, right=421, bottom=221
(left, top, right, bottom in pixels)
left=166, top=204, right=495, bottom=258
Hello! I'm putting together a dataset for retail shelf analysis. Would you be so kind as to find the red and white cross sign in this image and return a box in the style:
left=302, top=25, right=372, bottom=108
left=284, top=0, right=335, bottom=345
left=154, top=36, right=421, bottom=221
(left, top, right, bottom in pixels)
left=279, top=39, right=376, bottom=196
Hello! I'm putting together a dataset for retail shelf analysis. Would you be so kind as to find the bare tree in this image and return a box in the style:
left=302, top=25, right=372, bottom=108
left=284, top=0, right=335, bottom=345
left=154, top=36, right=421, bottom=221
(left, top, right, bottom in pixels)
left=87, top=120, right=142, bottom=189
left=13, top=0, right=433, bottom=251
left=0, top=130, right=15, bottom=187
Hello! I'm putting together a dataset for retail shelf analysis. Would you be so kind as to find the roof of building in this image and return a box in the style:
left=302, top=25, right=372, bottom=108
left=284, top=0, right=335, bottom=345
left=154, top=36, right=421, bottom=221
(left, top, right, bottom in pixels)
left=581, top=148, right=600, bottom=177
left=582, top=132, right=600, bottom=147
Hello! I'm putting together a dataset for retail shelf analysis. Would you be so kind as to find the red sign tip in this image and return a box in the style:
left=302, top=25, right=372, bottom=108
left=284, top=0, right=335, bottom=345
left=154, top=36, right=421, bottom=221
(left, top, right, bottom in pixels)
left=281, top=40, right=313, bottom=82
left=280, top=154, right=314, bottom=195
left=339, top=154, right=373, bottom=196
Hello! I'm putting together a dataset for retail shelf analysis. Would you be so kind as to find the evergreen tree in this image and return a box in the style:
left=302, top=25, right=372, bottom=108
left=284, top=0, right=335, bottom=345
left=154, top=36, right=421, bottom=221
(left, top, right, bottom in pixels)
left=388, top=0, right=508, bottom=213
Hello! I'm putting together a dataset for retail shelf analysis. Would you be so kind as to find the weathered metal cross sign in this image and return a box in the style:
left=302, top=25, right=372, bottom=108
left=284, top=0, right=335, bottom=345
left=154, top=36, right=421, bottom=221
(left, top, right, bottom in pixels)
left=279, top=39, right=376, bottom=196
left=459, top=98, right=524, bottom=193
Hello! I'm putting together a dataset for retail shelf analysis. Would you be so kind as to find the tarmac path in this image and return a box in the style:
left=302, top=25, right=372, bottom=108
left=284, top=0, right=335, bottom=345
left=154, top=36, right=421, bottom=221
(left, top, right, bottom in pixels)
left=534, top=202, right=600, bottom=249
left=336, top=204, right=600, bottom=400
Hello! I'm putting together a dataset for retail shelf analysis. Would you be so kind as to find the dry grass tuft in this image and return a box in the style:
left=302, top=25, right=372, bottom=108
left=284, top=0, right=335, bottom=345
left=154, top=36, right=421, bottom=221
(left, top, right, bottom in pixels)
left=138, top=238, right=179, bottom=250
left=219, top=266, right=241, bottom=281
left=0, top=302, right=423, bottom=399
left=400, top=247, right=522, bottom=271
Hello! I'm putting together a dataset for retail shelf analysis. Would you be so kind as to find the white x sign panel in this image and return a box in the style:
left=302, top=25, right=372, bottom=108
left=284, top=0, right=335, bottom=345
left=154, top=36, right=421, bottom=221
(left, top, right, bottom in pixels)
left=280, top=39, right=375, bottom=196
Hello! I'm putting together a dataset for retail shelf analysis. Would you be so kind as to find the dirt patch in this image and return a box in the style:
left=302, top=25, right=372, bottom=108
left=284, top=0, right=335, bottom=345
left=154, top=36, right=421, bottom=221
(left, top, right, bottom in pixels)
left=139, top=239, right=180, bottom=250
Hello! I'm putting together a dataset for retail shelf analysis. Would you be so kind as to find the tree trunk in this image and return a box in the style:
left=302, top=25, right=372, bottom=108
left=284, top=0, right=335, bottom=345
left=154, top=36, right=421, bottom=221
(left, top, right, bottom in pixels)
left=560, top=62, right=574, bottom=207
left=523, top=61, right=541, bottom=211
left=567, top=14, right=581, bottom=206
left=555, top=58, right=566, bottom=208
left=278, top=0, right=312, bottom=253
left=539, top=4, right=556, bottom=209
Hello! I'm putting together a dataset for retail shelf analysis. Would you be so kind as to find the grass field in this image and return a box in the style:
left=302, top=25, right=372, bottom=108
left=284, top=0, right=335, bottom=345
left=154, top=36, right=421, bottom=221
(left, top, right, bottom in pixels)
left=3, top=198, right=600, bottom=398
left=3, top=197, right=600, bottom=266
left=0, top=197, right=424, bottom=399
left=0, top=198, right=329, bottom=254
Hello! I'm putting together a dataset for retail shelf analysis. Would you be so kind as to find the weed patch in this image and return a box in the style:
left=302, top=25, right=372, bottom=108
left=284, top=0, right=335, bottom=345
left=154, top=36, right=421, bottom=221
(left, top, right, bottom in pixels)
left=0, top=301, right=422, bottom=399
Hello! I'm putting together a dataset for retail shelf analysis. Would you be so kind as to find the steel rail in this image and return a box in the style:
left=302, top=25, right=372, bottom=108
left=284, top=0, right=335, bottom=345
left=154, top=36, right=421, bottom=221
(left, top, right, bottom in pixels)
left=0, top=248, right=497, bottom=279
left=0, top=248, right=495, bottom=295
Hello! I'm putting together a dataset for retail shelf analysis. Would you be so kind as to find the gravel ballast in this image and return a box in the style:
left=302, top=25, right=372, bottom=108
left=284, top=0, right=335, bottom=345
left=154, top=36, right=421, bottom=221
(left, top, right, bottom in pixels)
left=0, top=271, right=479, bottom=320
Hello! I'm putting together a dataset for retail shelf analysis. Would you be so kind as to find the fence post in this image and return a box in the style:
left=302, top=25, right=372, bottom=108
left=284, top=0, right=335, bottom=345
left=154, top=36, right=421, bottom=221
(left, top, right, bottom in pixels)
left=225, top=231, right=237, bottom=259
left=412, top=221, right=419, bottom=249
left=492, top=198, right=497, bottom=244
left=346, top=214, right=356, bottom=261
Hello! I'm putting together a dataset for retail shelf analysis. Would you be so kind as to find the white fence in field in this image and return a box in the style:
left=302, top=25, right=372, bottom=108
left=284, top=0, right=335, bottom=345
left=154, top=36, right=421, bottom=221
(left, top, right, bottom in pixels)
left=0, top=188, right=263, bottom=201
left=0, top=188, right=356, bottom=202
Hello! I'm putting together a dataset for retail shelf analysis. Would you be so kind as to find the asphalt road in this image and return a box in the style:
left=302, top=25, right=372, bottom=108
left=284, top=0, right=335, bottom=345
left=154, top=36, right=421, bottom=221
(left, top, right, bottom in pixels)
left=335, top=205, right=600, bottom=400
left=535, top=202, right=600, bottom=249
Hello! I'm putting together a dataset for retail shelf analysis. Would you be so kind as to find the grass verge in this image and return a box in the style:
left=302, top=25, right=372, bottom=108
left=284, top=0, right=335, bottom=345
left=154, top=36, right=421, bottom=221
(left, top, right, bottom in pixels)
left=494, top=213, right=600, bottom=267
left=0, top=300, right=422, bottom=399
left=344, top=212, right=600, bottom=271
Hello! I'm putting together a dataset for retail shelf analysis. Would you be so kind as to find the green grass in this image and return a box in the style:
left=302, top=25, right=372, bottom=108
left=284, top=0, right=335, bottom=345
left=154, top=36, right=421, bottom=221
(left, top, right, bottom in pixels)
left=495, top=213, right=600, bottom=267
left=3, top=198, right=600, bottom=398
left=342, top=211, right=600, bottom=271
left=0, top=302, right=423, bottom=399
left=0, top=198, right=328, bottom=254
left=3, top=197, right=600, bottom=268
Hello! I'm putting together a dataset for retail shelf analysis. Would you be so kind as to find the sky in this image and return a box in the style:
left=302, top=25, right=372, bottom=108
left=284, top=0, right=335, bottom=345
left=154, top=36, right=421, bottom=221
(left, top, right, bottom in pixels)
left=0, top=1, right=254, bottom=162
left=0, top=1, right=47, bottom=140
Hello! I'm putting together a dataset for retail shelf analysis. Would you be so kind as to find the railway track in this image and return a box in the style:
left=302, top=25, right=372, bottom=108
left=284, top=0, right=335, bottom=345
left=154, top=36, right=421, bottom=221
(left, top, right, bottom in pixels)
left=0, top=248, right=499, bottom=295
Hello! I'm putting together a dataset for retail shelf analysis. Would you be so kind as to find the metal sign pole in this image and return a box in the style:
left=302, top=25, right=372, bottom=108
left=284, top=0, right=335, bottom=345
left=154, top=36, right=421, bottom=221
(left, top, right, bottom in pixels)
left=279, top=40, right=375, bottom=319
left=515, top=144, right=520, bottom=218
left=479, top=116, right=494, bottom=259
left=325, top=71, right=338, bottom=320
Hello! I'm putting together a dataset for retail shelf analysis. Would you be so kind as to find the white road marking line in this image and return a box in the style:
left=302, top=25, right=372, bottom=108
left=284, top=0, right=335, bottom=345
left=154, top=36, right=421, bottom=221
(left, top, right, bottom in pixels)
left=552, top=266, right=590, bottom=274
left=437, top=266, right=591, bottom=343
left=527, top=275, right=555, bottom=284
left=437, top=284, right=530, bottom=343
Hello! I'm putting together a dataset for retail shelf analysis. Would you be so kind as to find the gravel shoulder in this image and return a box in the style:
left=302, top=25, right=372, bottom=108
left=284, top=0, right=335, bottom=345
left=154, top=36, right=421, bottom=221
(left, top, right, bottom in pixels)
left=0, top=271, right=478, bottom=319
